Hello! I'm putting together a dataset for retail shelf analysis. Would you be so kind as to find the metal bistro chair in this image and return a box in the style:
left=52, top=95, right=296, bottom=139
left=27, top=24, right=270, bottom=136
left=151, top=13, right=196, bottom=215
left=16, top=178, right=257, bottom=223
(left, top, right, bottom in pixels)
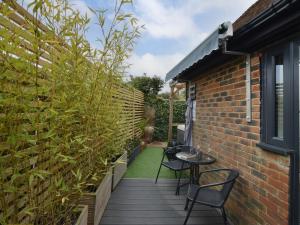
left=183, top=169, right=239, bottom=225
left=155, top=145, right=191, bottom=194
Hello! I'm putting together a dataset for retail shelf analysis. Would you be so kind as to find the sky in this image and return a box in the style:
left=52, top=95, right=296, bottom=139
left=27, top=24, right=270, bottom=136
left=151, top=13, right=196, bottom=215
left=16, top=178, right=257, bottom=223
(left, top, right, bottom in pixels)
left=21, top=0, right=257, bottom=92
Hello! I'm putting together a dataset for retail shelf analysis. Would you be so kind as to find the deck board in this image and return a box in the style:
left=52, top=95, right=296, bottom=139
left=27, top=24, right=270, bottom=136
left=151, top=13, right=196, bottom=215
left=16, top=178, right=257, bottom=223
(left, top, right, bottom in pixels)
left=99, top=179, right=224, bottom=225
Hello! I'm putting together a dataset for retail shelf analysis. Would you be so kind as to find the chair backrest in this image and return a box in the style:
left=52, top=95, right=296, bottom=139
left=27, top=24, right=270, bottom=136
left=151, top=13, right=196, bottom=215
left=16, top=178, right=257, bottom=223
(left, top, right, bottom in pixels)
left=165, top=146, right=181, bottom=161
left=221, top=169, right=239, bottom=202
left=167, top=140, right=177, bottom=147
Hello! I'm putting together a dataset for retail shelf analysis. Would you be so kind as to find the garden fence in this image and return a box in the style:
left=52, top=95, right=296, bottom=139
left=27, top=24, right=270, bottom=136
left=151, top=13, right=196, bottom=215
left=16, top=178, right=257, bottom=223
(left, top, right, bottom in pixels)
left=0, top=0, right=144, bottom=223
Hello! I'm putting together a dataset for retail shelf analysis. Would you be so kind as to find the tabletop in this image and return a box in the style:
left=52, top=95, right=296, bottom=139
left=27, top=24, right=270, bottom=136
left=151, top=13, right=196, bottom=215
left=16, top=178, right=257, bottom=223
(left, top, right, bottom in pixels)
left=176, top=151, right=216, bottom=165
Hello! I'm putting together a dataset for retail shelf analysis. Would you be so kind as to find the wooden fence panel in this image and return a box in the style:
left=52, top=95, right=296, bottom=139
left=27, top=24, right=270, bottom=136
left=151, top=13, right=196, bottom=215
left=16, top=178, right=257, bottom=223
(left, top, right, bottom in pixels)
left=0, top=1, right=144, bottom=223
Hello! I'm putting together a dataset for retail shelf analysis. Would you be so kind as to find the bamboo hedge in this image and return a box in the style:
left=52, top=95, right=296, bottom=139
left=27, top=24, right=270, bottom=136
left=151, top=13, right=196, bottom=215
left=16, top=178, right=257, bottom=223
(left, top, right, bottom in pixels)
left=0, top=0, right=143, bottom=224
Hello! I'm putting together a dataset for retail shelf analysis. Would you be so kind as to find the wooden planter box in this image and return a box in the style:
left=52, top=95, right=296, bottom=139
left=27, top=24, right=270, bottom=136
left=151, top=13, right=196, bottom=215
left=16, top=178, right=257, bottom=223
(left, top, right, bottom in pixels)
left=127, top=145, right=141, bottom=166
left=79, top=168, right=112, bottom=225
left=74, top=205, right=88, bottom=225
left=15, top=205, right=88, bottom=225
left=112, top=151, right=127, bottom=190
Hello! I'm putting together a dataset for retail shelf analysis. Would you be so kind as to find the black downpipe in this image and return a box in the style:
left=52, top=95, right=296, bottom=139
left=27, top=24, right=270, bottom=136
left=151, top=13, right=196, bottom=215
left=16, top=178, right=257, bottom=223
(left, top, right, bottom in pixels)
left=290, top=38, right=299, bottom=225
left=289, top=151, right=299, bottom=225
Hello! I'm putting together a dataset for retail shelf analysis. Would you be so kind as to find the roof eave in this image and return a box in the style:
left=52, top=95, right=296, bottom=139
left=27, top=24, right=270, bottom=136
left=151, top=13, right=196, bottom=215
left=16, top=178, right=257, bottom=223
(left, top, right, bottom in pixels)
left=175, top=0, right=300, bottom=81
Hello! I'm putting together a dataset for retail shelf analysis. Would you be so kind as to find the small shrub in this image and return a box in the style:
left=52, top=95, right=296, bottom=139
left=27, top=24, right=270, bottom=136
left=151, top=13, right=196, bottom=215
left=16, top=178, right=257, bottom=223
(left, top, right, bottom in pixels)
left=152, top=99, right=186, bottom=141
left=128, top=76, right=186, bottom=141
left=125, top=137, right=141, bottom=157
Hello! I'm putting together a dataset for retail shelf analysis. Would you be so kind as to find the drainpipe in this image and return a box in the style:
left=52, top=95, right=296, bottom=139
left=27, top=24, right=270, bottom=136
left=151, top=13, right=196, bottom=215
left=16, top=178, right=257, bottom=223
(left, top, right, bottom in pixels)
left=221, top=40, right=252, bottom=123
left=289, top=150, right=299, bottom=225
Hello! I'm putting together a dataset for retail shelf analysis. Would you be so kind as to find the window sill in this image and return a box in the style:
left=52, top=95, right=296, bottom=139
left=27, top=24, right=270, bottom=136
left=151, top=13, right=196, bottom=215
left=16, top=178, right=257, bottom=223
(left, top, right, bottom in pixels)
left=256, top=142, right=294, bottom=156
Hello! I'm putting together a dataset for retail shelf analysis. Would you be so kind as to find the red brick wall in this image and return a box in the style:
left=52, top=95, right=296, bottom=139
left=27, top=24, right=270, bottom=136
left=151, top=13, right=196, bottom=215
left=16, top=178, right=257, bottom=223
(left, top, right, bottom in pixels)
left=191, top=55, right=290, bottom=225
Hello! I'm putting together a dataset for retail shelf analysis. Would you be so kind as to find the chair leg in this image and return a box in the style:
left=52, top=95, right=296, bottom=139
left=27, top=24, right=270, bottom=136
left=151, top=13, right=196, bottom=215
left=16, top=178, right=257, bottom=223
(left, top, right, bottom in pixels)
left=221, top=207, right=228, bottom=225
left=175, top=170, right=182, bottom=195
left=184, top=198, right=189, bottom=210
left=155, top=152, right=166, bottom=184
left=155, top=162, right=163, bottom=184
left=183, top=199, right=196, bottom=225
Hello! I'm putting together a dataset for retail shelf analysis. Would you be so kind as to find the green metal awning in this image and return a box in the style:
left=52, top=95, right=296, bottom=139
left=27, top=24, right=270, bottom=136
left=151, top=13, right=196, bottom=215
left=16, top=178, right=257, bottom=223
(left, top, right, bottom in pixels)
left=165, top=22, right=233, bottom=82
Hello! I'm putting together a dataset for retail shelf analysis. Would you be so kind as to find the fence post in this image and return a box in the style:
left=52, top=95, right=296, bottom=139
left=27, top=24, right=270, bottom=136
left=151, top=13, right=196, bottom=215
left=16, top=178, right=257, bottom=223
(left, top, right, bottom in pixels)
left=168, top=85, right=174, bottom=143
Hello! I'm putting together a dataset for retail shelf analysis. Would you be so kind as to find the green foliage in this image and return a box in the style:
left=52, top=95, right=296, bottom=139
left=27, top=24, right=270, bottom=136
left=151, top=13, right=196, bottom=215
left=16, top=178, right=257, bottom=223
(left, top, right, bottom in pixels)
left=128, top=75, right=186, bottom=141
left=0, top=0, right=142, bottom=224
left=153, top=100, right=186, bottom=141
left=158, top=90, right=186, bottom=101
left=124, top=137, right=141, bottom=157
left=128, top=75, right=164, bottom=103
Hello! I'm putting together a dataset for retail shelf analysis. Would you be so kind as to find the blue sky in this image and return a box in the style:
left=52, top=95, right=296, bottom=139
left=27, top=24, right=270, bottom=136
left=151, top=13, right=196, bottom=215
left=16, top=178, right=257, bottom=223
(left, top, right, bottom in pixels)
left=129, top=0, right=257, bottom=91
left=21, top=0, right=257, bottom=92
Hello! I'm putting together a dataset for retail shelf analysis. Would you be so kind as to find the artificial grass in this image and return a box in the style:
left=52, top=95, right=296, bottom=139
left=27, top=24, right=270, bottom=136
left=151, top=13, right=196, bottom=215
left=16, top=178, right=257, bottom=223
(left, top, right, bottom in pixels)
left=125, top=147, right=187, bottom=179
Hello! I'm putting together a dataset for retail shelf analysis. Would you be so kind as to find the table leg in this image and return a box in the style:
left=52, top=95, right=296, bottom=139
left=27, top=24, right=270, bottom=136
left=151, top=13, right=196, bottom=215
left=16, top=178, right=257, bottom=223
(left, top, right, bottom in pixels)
left=194, top=165, right=199, bottom=184
left=189, top=164, right=200, bottom=185
left=175, top=162, right=184, bottom=195
left=189, top=166, right=193, bottom=184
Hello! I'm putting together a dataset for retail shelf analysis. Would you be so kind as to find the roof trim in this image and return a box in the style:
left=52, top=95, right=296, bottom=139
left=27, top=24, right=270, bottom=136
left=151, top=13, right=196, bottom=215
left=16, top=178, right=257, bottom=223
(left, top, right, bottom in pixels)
left=165, top=22, right=233, bottom=82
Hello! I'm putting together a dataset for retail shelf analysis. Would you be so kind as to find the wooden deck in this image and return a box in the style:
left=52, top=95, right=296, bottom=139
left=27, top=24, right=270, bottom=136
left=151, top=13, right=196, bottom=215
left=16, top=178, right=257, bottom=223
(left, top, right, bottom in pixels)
left=99, top=179, right=225, bottom=225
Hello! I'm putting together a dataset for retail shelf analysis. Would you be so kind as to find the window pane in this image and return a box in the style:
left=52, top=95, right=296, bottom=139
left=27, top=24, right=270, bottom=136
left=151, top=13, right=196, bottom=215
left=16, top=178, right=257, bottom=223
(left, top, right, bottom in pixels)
left=275, top=55, right=284, bottom=139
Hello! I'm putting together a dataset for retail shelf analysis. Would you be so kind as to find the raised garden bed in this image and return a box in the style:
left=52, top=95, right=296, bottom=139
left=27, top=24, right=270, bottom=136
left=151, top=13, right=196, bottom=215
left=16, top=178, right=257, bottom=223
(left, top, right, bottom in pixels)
left=74, top=205, right=88, bottom=225
left=78, top=168, right=112, bottom=225
left=127, top=145, right=141, bottom=166
left=112, top=151, right=127, bottom=190
left=13, top=205, right=88, bottom=225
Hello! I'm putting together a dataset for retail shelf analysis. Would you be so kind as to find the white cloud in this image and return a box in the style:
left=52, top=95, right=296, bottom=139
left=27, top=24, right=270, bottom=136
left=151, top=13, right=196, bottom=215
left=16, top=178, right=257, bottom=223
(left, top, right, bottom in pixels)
left=184, top=32, right=209, bottom=52
left=127, top=52, right=186, bottom=92
left=180, top=0, right=257, bottom=15
left=135, top=0, right=199, bottom=39
left=128, top=52, right=185, bottom=78
left=129, top=0, right=257, bottom=92
left=135, top=0, right=256, bottom=40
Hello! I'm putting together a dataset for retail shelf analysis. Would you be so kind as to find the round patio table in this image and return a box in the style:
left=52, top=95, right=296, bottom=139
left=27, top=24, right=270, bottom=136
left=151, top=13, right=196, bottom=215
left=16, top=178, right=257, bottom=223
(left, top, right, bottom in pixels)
left=176, top=150, right=216, bottom=186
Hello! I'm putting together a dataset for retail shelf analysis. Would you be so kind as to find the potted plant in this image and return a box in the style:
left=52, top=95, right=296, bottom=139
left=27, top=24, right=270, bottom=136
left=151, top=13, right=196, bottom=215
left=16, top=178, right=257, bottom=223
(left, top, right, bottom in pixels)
left=144, top=106, right=155, bottom=143
left=74, top=205, right=88, bottom=225
left=78, top=166, right=112, bottom=225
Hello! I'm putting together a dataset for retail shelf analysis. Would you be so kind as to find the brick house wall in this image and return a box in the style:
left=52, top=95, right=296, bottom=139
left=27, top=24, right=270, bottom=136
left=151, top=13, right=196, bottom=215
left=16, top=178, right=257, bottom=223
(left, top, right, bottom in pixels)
left=191, top=54, right=290, bottom=225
